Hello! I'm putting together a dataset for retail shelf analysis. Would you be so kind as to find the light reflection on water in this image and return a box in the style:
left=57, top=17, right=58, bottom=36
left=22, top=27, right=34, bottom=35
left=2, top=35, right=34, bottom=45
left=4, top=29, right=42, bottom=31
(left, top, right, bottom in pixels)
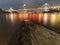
left=9, top=12, right=14, bottom=23
left=5, top=12, right=60, bottom=30
left=43, top=13, right=48, bottom=25
left=50, top=13, right=57, bottom=26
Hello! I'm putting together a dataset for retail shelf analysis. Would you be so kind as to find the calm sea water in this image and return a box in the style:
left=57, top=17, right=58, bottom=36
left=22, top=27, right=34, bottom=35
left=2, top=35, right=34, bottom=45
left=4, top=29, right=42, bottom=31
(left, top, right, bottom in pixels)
left=5, top=12, right=60, bottom=29
left=0, top=12, right=19, bottom=45
left=0, top=12, right=60, bottom=45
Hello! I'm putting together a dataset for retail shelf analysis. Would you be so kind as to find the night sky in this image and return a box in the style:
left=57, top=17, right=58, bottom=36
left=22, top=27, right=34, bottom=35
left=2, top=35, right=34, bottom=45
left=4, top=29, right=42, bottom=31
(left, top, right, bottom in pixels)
left=0, top=0, right=60, bottom=9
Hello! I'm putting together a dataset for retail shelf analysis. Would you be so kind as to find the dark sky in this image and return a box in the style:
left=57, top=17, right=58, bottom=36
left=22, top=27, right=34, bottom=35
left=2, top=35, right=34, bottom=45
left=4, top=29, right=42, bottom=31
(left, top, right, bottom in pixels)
left=0, top=0, right=60, bottom=9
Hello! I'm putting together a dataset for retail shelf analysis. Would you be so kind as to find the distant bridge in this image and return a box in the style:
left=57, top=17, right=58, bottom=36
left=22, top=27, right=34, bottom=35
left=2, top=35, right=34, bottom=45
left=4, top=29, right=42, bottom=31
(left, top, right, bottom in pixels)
left=0, top=8, right=60, bottom=13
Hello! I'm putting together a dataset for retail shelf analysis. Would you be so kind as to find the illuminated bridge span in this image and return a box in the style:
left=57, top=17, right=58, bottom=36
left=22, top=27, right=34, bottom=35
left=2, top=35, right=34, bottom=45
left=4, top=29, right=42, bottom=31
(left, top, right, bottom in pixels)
left=2, top=8, right=50, bottom=13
